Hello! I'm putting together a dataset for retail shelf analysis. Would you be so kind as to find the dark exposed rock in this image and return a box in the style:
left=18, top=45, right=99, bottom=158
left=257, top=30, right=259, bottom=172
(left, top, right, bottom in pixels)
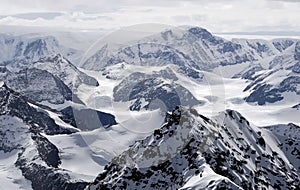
left=31, top=132, right=61, bottom=168
left=31, top=54, right=99, bottom=88
left=16, top=159, right=88, bottom=190
left=114, top=71, right=200, bottom=111
left=294, top=41, right=300, bottom=61
left=272, top=39, right=295, bottom=52
left=0, top=83, right=73, bottom=135
left=246, top=84, right=284, bottom=105
left=59, top=106, right=117, bottom=130
left=5, top=68, right=73, bottom=104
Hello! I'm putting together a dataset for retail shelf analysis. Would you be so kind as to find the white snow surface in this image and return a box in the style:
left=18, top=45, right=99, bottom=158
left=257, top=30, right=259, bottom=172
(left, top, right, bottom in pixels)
left=44, top=109, right=165, bottom=181
left=0, top=116, right=33, bottom=190
left=180, top=164, right=239, bottom=190
left=77, top=64, right=300, bottom=126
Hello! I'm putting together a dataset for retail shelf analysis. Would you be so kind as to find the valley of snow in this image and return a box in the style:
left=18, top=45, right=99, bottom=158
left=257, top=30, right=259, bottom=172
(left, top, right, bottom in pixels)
left=44, top=109, right=165, bottom=181
left=39, top=62, right=300, bottom=181
left=78, top=64, right=300, bottom=127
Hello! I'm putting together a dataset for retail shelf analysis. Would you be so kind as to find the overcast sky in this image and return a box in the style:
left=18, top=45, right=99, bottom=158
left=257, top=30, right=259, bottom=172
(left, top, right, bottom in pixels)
left=0, top=0, right=299, bottom=33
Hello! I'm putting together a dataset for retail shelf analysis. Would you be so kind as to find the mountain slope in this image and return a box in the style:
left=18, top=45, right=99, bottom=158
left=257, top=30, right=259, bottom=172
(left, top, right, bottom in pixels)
left=113, top=67, right=200, bottom=111
left=243, top=41, right=300, bottom=105
left=0, top=83, right=89, bottom=190
left=30, top=54, right=99, bottom=89
left=263, top=123, right=300, bottom=173
left=88, top=107, right=299, bottom=189
left=0, top=34, right=81, bottom=69
left=81, top=26, right=296, bottom=72
left=5, top=68, right=74, bottom=104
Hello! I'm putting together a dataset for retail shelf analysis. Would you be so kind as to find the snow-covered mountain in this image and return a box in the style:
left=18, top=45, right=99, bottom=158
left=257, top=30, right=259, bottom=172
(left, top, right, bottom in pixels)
left=30, top=54, right=99, bottom=89
left=0, top=82, right=119, bottom=189
left=241, top=40, right=300, bottom=105
left=5, top=67, right=73, bottom=104
left=0, top=34, right=82, bottom=69
left=0, top=54, right=99, bottom=105
left=80, top=26, right=296, bottom=72
left=113, top=67, right=200, bottom=111
left=88, top=107, right=299, bottom=189
left=0, top=83, right=87, bottom=189
left=1, top=25, right=300, bottom=190
left=80, top=25, right=300, bottom=107
left=0, top=33, right=100, bottom=105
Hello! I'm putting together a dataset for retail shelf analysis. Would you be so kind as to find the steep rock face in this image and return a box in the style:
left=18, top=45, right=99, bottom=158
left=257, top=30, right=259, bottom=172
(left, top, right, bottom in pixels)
left=243, top=39, right=279, bottom=58
left=245, top=84, right=284, bottom=105
left=0, top=66, right=10, bottom=81
left=245, top=73, right=300, bottom=105
left=108, top=43, right=198, bottom=69
left=0, top=83, right=73, bottom=134
left=295, top=41, right=300, bottom=61
left=13, top=127, right=88, bottom=190
left=5, top=68, right=73, bottom=104
left=3, top=54, right=96, bottom=105
left=16, top=158, right=88, bottom=190
left=31, top=54, right=99, bottom=89
left=113, top=69, right=200, bottom=111
left=88, top=107, right=299, bottom=189
left=0, top=115, right=31, bottom=153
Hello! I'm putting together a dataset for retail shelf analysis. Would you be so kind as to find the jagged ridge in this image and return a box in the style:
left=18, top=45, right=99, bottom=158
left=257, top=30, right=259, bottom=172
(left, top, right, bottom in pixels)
left=89, top=107, right=300, bottom=190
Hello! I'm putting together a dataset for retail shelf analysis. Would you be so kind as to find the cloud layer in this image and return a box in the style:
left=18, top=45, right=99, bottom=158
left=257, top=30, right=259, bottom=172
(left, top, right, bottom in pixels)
left=0, top=0, right=299, bottom=32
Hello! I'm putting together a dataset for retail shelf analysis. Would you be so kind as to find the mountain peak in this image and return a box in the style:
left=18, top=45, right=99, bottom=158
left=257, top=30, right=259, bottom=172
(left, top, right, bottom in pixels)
left=31, top=53, right=99, bottom=88
left=187, top=26, right=223, bottom=44
left=88, top=107, right=300, bottom=189
left=188, top=26, right=211, bottom=37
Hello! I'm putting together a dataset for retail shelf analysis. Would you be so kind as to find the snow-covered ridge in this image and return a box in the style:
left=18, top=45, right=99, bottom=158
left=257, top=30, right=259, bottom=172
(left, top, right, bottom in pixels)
left=81, top=26, right=298, bottom=72
left=113, top=68, right=200, bottom=111
left=0, top=83, right=89, bottom=189
left=89, top=107, right=300, bottom=189
left=0, top=83, right=75, bottom=134
left=30, top=54, right=99, bottom=89
left=80, top=25, right=300, bottom=107
left=241, top=41, right=300, bottom=105
left=0, top=33, right=81, bottom=68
